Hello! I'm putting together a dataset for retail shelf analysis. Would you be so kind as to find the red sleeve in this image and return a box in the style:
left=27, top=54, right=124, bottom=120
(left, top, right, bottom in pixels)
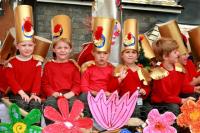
left=81, top=69, right=91, bottom=93
left=181, top=73, right=194, bottom=94
left=31, top=62, right=42, bottom=95
left=107, top=76, right=119, bottom=93
left=152, top=79, right=182, bottom=104
left=42, top=64, right=55, bottom=96
left=5, top=64, right=21, bottom=95
left=71, top=67, right=81, bottom=95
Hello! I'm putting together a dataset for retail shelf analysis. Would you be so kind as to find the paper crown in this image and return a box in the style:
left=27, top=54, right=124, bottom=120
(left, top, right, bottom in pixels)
left=122, top=19, right=138, bottom=52
left=92, top=17, right=115, bottom=52
left=33, top=36, right=51, bottom=62
left=51, top=15, right=71, bottom=43
left=188, top=26, right=200, bottom=60
left=139, top=34, right=155, bottom=59
left=158, top=20, right=188, bottom=55
left=0, top=27, right=16, bottom=64
left=14, top=5, right=34, bottom=43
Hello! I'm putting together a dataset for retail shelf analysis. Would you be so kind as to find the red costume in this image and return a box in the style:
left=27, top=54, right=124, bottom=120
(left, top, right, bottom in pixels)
left=77, top=42, right=94, bottom=66
left=5, top=56, right=42, bottom=95
left=42, top=60, right=81, bottom=97
left=151, top=64, right=194, bottom=104
left=0, top=65, right=8, bottom=94
left=109, top=67, right=150, bottom=99
left=81, top=63, right=114, bottom=93
left=184, top=59, right=199, bottom=82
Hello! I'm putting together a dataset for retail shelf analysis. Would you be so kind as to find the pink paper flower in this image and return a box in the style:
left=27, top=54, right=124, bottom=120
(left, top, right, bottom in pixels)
left=43, top=97, right=93, bottom=133
left=143, top=109, right=176, bottom=133
left=87, top=90, right=138, bottom=131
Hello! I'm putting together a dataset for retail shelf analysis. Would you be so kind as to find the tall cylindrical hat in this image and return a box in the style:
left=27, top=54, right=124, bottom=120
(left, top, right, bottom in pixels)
left=51, top=15, right=71, bottom=43
left=0, top=27, right=16, bottom=64
left=33, top=36, right=51, bottom=62
left=188, top=27, right=200, bottom=60
left=158, top=20, right=188, bottom=55
left=139, top=34, right=155, bottom=59
left=14, top=5, right=34, bottom=43
left=92, top=17, right=114, bottom=52
left=122, top=19, right=138, bottom=52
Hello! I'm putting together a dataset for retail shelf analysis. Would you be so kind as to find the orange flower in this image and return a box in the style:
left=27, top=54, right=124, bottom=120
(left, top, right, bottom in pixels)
left=177, top=99, right=200, bottom=132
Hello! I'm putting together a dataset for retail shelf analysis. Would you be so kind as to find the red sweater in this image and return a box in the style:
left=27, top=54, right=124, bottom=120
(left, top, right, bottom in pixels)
left=108, top=68, right=150, bottom=99
left=42, top=60, right=81, bottom=97
left=81, top=64, right=114, bottom=92
left=151, top=64, right=194, bottom=104
left=5, top=56, right=42, bottom=95
left=185, top=60, right=198, bottom=82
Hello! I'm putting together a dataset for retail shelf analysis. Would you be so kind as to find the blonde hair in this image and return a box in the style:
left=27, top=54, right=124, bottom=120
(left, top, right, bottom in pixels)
left=52, top=38, right=72, bottom=48
left=152, top=38, right=178, bottom=61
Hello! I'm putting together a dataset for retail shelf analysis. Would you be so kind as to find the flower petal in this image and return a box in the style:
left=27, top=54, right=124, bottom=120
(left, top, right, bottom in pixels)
left=44, top=106, right=63, bottom=122
left=147, top=109, right=161, bottom=125
left=24, top=109, right=41, bottom=126
left=57, top=97, right=69, bottom=120
left=165, top=126, right=177, bottom=133
left=0, top=123, right=11, bottom=132
left=74, top=117, right=93, bottom=129
left=69, top=100, right=84, bottom=119
left=9, top=104, right=21, bottom=123
left=161, top=112, right=176, bottom=126
left=28, top=125, right=42, bottom=133
left=42, top=123, right=74, bottom=133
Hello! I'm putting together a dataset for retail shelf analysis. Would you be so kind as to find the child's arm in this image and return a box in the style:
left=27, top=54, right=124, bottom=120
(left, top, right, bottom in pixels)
left=71, top=67, right=81, bottom=96
left=81, top=69, right=91, bottom=93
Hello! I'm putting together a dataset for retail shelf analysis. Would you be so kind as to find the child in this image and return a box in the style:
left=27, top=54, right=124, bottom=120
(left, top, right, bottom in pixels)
left=80, top=17, right=115, bottom=117
left=150, top=37, right=200, bottom=116
left=42, top=15, right=81, bottom=112
left=5, top=5, right=42, bottom=111
left=108, top=19, right=151, bottom=120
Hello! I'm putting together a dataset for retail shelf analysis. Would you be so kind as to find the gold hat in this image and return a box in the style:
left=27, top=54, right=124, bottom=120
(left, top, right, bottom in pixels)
left=139, top=34, right=155, bottom=59
left=14, top=5, right=34, bottom=43
left=92, top=17, right=114, bottom=52
left=188, top=26, right=200, bottom=60
left=158, top=20, right=188, bottom=55
left=51, top=15, right=71, bottom=43
left=33, top=36, right=51, bottom=62
left=0, top=27, right=16, bottom=64
left=122, top=19, right=138, bottom=52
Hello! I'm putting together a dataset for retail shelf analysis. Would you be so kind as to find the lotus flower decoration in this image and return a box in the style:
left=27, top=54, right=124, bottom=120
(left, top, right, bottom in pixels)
left=87, top=90, right=138, bottom=131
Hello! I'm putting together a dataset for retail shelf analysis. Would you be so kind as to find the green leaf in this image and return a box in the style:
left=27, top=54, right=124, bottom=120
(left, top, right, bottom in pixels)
left=9, top=104, right=21, bottom=124
left=26, top=125, right=42, bottom=133
left=0, top=123, right=11, bottom=132
left=24, top=109, right=41, bottom=126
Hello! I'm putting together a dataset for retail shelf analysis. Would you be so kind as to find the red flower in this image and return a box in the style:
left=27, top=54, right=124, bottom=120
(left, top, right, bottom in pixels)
left=94, top=26, right=103, bottom=40
left=54, top=24, right=62, bottom=33
left=127, top=32, right=132, bottom=40
left=43, top=97, right=93, bottom=133
left=24, top=20, right=32, bottom=32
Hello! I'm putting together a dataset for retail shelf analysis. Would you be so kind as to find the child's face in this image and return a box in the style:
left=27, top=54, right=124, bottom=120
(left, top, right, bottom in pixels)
left=178, top=53, right=189, bottom=65
left=165, top=49, right=180, bottom=64
left=92, top=50, right=110, bottom=66
left=16, top=41, right=35, bottom=58
left=121, top=49, right=138, bottom=65
left=53, top=41, right=71, bottom=61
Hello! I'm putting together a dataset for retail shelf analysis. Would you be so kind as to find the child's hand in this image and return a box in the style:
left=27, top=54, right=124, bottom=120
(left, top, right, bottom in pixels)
left=52, top=92, right=60, bottom=98
left=64, top=91, right=75, bottom=99
left=139, top=89, right=146, bottom=96
left=91, top=91, right=98, bottom=96
left=194, top=86, right=200, bottom=94
left=30, top=94, right=41, bottom=103
left=18, top=90, right=30, bottom=103
left=118, top=67, right=128, bottom=83
left=181, top=97, right=196, bottom=104
left=190, top=76, right=200, bottom=86
left=105, top=91, right=111, bottom=97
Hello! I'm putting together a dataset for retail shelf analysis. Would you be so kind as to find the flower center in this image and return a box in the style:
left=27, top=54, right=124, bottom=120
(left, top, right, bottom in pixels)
left=190, top=110, right=200, bottom=122
left=13, top=122, right=27, bottom=133
left=64, top=121, right=73, bottom=129
left=154, top=122, right=165, bottom=131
